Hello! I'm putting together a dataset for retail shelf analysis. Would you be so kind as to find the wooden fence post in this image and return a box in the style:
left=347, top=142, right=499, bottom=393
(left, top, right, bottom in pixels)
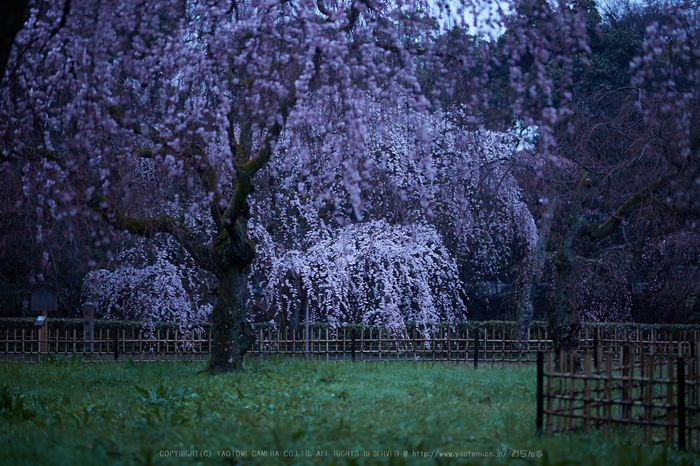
left=622, top=345, right=631, bottom=421
left=568, top=350, right=575, bottom=431
left=474, top=329, right=479, bottom=370
left=678, top=357, right=686, bottom=450
left=691, top=336, right=696, bottom=360
left=666, top=358, right=675, bottom=444
left=351, top=327, right=356, bottom=362
left=537, top=352, right=543, bottom=435
left=644, top=355, right=654, bottom=444
left=593, top=329, right=599, bottom=371
left=83, top=303, right=94, bottom=353
left=546, top=352, right=553, bottom=432
left=604, top=352, right=612, bottom=436
left=584, top=352, right=591, bottom=433
left=412, top=327, right=417, bottom=361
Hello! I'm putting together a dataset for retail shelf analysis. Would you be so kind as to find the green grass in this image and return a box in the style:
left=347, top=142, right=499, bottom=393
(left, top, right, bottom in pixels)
left=0, top=358, right=698, bottom=465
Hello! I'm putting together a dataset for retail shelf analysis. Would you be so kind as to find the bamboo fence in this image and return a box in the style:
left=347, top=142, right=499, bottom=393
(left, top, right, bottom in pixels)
left=0, top=326, right=211, bottom=361
left=1, top=322, right=699, bottom=365
left=249, top=325, right=551, bottom=365
left=536, top=348, right=700, bottom=450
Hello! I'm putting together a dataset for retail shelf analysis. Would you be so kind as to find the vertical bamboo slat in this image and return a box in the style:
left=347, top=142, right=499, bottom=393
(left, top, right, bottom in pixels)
left=546, top=352, right=553, bottom=432
left=502, top=326, right=506, bottom=367
left=604, top=352, right=612, bottom=437
left=645, top=355, right=654, bottom=444
left=667, top=359, right=675, bottom=444
left=584, top=352, right=591, bottom=433
left=568, top=351, right=575, bottom=431
left=466, top=328, right=469, bottom=364
left=557, top=349, right=566, bottom=430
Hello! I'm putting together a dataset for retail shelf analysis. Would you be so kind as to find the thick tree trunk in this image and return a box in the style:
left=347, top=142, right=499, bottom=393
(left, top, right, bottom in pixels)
left=204, top=224, right=256, bottom=374
left=549, top=216, right=587, bottom=367
left=518, top=196, right=556, bottom=350
left=548, top=173, right=667, bottom=365
left=548, top=173, right=600, bottom=366
left=206, top=266, right=254, bottom=373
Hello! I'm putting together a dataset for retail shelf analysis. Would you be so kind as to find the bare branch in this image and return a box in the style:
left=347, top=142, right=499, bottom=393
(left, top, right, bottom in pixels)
left=586, top=176, right=670, bottom=242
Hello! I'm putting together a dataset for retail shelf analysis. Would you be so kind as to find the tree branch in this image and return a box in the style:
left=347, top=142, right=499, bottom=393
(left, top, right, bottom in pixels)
left=221, top=95, right=296, bottom=237
left=89, top=194, right=213, bottom=271
left=114, top=211, right=213, bottom=271
left=585, top=176, right=670, bottom=242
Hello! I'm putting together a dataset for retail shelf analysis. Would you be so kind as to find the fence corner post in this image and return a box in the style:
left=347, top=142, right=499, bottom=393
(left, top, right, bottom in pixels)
left=114, top=330, right=119, bottom=361
left=593, top=329, right=599, bottom=371
left=537, top=351, right=544, bottom=435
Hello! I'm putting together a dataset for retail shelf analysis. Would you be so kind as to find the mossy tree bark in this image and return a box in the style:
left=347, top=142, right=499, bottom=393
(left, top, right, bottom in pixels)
left=203, top=209, right=259, bottom=373
left=208, top=263, right=255, bottom=373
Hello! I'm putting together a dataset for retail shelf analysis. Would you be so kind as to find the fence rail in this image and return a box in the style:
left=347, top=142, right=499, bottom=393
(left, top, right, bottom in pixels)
left=536, top=349, right=700, bottom=450
left=2, top=322, right=700, bottom=364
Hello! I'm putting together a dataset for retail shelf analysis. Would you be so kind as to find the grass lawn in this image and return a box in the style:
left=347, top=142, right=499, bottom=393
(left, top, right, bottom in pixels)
left=1, top=358, right=698, bottom=465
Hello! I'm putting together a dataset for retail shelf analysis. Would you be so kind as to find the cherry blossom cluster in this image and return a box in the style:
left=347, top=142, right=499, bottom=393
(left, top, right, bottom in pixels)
left=251, top=219, right=466, bottom=331
left=83, top=234, right=213, bottom=325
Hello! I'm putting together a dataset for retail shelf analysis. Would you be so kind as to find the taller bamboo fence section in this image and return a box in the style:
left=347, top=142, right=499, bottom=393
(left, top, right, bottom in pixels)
left=536, top=348, right=700, bottom=450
